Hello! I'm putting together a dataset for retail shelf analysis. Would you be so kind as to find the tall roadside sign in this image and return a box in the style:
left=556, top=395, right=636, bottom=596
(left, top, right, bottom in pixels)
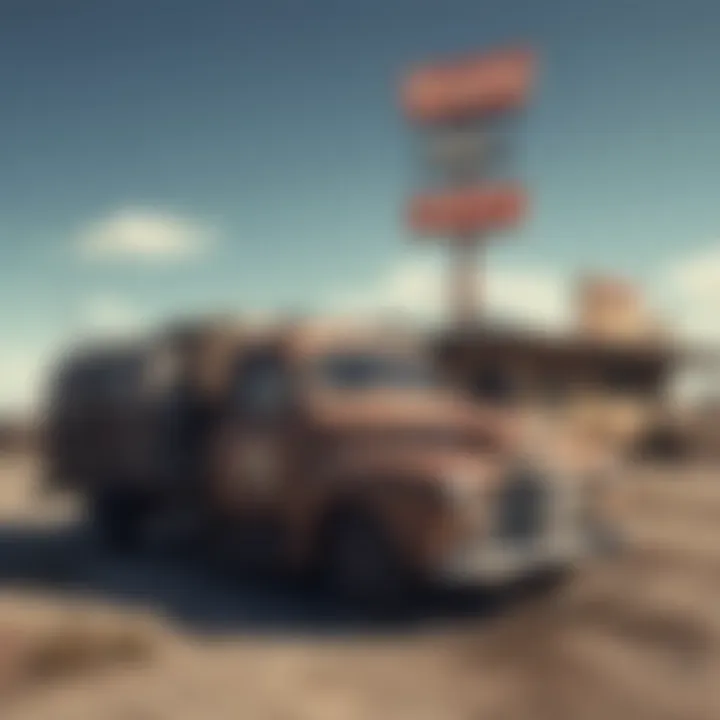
left=400, top=47, right=537, bottom=327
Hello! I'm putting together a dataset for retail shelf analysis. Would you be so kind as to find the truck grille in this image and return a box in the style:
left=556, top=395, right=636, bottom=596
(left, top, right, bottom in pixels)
left=496, top=470, right=547, bottom=543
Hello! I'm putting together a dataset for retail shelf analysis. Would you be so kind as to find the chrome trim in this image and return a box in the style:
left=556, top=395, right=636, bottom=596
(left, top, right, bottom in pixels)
left=440, top=470, right=602, bottom=583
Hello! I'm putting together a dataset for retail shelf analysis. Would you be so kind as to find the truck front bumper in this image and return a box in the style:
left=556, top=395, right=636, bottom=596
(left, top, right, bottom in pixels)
left=438, top=523, right=621, bottom=586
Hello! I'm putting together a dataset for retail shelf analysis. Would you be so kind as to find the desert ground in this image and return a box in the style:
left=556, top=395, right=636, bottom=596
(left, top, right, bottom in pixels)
left=0, top=453, right=718, bottom=720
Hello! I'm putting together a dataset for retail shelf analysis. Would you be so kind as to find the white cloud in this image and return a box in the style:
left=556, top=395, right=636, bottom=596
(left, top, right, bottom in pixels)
left=0, top=297, right=143, bottom=416
left=667, top=245, right=720, bottom=303
left=663, top=244, right=720, bottom=344
left=485, top=267, right=571, bottom=330
left=659, top=245, right=720, bottom=407
left=336, top=257, right=442, bottom=320
left=78, top=207, right=215, bottom=262
left=334, top=256, right=570, bottom=331
left=79, top=294, right=142, bottom=334
left=0, top=346, right=53, bottom=417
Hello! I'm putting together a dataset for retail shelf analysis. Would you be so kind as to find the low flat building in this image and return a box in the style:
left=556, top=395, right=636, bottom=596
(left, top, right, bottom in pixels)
left=434, top=276, right=713, bottom=457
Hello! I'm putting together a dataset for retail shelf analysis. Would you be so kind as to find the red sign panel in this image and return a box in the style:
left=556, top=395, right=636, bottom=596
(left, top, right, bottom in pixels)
left=402, top=47, right=536, bottom=124
left=408, top=185, right=526, bottom=236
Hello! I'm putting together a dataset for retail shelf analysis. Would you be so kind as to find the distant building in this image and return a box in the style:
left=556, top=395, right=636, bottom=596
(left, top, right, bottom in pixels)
left=435, top=275, right=692, bottom=456
left=575, top=275, right=668, bottom=346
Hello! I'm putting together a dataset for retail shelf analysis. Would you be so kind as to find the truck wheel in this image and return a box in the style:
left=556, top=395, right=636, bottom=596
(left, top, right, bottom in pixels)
left=90, top=490, right=148, bottom=555
left=324, top=512, right=410, bottom=617
left=519, top=566, right=576, bottom=600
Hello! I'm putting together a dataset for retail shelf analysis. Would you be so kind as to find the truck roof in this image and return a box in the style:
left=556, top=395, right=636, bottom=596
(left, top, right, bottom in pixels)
left=49, top=316, right=427, bottom=406
left=283, top=318, right=423, bottom=359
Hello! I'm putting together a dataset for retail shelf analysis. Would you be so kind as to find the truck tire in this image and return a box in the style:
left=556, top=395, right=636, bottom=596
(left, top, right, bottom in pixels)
left=323, top=511, right=410, bottom=618
left=90, top=490, right=149, bottom=555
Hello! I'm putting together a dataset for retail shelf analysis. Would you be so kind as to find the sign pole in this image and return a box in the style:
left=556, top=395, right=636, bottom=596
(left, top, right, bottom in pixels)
left=450, top=234, right=479, bottom=329
left=401, top=46, right=536, bottom=328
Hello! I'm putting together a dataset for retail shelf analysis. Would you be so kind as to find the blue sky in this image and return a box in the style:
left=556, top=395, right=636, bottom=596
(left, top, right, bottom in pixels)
left=2, top=0, right=720, bottom=409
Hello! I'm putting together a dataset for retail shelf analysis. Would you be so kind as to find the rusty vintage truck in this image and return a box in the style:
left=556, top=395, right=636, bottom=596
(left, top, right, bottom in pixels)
left=43, top=317, right=622, bottom=607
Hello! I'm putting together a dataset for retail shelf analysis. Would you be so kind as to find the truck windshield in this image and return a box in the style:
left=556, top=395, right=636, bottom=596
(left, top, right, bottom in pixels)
left=315, top=352, right=437, bottom=391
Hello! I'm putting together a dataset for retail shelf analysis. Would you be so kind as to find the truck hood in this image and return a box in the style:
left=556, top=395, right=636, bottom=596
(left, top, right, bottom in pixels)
left=308, top=392, right=609, bottom=485
left=308, top=389, right=515, bottom=455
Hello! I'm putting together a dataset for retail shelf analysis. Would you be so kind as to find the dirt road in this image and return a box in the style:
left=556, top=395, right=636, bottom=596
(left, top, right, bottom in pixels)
left=0, top=455, right=718, bottom=720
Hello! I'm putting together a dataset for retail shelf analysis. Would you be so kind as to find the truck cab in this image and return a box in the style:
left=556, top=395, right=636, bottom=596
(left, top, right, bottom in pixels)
left=203, top=322, right=621, bottom=604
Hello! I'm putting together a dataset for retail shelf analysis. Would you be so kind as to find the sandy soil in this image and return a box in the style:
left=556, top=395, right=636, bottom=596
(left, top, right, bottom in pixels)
left=0, top=455, right=718, bottom=720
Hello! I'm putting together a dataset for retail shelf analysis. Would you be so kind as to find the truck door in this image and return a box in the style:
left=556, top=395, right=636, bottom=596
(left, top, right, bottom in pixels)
left=212, top=345, right=295, bottom=529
